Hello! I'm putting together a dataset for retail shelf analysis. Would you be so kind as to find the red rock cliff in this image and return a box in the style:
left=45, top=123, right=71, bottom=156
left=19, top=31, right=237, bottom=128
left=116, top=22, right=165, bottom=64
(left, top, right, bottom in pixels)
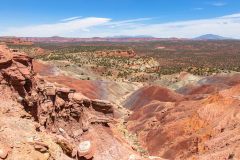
left=0, top=45, right=140, bottom=160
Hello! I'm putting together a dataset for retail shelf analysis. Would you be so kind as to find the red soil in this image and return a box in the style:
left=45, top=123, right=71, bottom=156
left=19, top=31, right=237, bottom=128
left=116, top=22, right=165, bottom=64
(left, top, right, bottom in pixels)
left=124, top=85, right=184, bottom=110
left=33, top=60, right=101, bottom=99
left=46, top=76, right=101, bottom=99
left=33, top=60, right=58, bottom=76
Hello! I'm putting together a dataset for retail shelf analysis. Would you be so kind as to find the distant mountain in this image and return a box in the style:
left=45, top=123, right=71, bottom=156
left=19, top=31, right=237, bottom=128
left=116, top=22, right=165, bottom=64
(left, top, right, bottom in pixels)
left=107, top=35, right=155, bottom=38
left=17, top=36, right=164, bottom=43
left=194, top=34, right=231, bottom=40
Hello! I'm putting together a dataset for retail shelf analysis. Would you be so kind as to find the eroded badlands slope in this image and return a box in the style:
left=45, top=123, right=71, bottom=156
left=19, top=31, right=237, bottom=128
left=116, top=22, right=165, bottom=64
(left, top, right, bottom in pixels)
left=126, top=75, right=240, bottom=160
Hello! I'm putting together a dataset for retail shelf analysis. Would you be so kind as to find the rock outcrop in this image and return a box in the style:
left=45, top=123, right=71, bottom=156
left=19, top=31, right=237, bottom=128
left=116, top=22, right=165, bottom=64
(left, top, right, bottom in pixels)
left=0, top=45, right=139, bottom=160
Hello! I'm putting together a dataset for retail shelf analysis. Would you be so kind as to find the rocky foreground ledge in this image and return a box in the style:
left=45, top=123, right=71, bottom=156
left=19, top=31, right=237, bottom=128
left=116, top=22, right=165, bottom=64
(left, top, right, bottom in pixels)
left=0, top=44, right=148, bottom=160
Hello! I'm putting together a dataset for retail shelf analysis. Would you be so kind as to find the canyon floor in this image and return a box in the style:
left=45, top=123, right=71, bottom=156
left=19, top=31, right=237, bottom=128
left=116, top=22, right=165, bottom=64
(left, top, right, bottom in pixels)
left=1, top=40, right=240, bottom=160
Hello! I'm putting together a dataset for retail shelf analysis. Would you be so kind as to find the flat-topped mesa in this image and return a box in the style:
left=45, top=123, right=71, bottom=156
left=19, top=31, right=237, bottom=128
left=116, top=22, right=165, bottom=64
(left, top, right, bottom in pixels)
left=0, top=37, right=33, bottom=45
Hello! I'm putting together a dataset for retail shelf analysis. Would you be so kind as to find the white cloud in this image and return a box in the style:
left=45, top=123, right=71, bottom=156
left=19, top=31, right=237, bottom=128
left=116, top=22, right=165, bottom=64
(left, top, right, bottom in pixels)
left=104, top=18, right=152, bottom=28
left=61, top=16, right=81, bottom=22
left=107, top=18, right=153, bottom=25
left=211, top=2, right=227, bottom=7
left=1, top=13, right=240, bottom=39
left=221, top=13, right=240, bottom=18
left=2, top=17, right=110, bottom=37
left=106, top=13, right=240, bottom=38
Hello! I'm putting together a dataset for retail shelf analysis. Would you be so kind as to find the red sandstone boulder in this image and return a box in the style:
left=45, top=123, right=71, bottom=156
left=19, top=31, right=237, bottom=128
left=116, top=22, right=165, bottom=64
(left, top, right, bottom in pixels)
left=92, top=99, right=114, bottom=114
left=56, top=87, right=76, bottom=94
left=71, top=92, right=91, bottom=107
left=45, top=84, right=56, bottom=96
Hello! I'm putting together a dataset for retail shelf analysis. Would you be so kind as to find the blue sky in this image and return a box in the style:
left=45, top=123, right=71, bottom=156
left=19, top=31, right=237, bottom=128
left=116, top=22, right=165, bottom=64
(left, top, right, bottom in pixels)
left=1, top=0, right=240, bottom=38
